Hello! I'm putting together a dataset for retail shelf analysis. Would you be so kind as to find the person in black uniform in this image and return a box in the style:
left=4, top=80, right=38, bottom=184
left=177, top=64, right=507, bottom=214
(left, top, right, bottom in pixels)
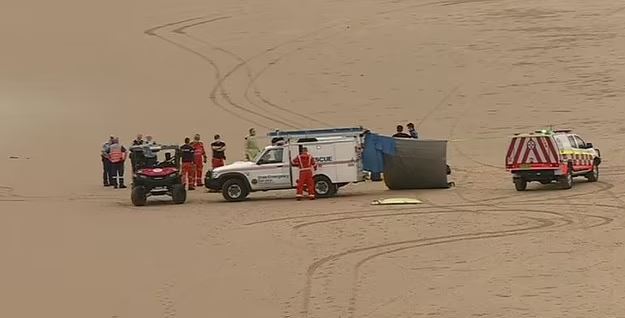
left=180, top=137, right=196, bottom=190
left=392, top=125, right=411, bottom=138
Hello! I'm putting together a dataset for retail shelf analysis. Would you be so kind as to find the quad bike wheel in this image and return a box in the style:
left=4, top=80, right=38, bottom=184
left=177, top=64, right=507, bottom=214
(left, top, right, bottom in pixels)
left=171, top=184, right=186, bottom=204
left=131, top=186, right=147, bottom=206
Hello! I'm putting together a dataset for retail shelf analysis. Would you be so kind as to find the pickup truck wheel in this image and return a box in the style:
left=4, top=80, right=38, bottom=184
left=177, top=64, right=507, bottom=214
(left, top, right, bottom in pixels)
left=514, top=178, right=527, bottom=191
left=222, top=179, right=249, bottom=202
left=586, top=164, right=599, bottom=182
left=314, top=176, right=336, bottom=198
left=559, top=165, right=573, bottom=189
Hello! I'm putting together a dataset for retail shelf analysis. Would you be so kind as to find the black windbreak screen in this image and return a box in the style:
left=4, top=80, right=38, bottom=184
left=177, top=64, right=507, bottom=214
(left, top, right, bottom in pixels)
left=383, top=139, right=449, bottom=189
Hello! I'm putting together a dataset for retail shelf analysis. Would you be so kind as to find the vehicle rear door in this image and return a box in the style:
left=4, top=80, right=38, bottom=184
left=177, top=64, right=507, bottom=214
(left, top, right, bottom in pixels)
left=506, top=135, right=560, bottom=170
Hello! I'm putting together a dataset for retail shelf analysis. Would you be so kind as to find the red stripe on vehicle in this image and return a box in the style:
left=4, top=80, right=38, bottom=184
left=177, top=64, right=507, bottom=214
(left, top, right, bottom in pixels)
left=513, top=137, right=526, bottom=164
left=545, top=137, right=559, bottom=163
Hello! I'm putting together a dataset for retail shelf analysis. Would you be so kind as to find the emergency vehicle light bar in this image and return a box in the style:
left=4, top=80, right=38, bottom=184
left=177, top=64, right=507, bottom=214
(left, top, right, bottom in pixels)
left=268, top=127, right=365, bottom=139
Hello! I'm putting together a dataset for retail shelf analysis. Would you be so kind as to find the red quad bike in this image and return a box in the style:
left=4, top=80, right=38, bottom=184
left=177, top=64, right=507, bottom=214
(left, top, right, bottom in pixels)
left=129, top=145, right=186, bottom=206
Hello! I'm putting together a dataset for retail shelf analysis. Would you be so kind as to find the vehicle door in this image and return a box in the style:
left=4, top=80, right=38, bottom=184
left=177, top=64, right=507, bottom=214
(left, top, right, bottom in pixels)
left=250, top=148, right=292, bottom=190
left=573, top=135, right=594, bottom=171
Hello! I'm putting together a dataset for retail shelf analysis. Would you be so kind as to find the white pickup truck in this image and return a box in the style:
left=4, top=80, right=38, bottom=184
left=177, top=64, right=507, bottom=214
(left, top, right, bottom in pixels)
left=204, top=132, right=367, bottom=201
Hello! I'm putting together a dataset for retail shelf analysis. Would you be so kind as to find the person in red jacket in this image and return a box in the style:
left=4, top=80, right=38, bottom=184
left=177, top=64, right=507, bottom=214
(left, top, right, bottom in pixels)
left=180, top=137, right=196, bottom=190
left=190, top=134, right=207, bottom=186
left=291, top=147, right=317, bottom=200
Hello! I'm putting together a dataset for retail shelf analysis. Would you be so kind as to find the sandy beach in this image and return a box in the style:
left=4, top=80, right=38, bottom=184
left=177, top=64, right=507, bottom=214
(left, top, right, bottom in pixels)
left=2, top=0, right=625, bottom=316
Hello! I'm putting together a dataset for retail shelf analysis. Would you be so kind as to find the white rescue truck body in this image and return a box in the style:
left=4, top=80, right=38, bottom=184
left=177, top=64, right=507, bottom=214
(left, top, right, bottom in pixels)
left=205, top=128, right=367, bottom=201
left=505, top=129, right=601, bottom=191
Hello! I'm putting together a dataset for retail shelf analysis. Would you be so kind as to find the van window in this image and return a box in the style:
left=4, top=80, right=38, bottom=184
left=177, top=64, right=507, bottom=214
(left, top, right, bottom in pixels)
left=574, top=136, right=586, bottom=149
left=567, top=136, right=578, bottom=148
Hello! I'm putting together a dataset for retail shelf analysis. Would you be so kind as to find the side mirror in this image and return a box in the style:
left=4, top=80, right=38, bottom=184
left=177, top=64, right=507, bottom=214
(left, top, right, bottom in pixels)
left=585, top=142, right=593, bottom=149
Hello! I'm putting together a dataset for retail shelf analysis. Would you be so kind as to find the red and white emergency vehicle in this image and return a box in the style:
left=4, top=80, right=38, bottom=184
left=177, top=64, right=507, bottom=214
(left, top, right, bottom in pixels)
left=505, top=129, right=601, bottom=191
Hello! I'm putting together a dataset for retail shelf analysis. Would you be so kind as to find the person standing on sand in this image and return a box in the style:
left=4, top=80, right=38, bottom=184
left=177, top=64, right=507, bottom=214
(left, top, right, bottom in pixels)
left=211, top=134, right=227, bottom=169
left=291, top=147, right=317, bottom=200
left=101, top=135, right=114, bottom=187
left=107, top=137, right=128, bottom=189
left=180, top=137, right=196, bottom=191
left=407, top=123, right=419, bottom=139
left=190, top=134, right=207, bottom=187
left=245, top=128, right=262, bottom=161
left=392, top=125, right=411, bottom=138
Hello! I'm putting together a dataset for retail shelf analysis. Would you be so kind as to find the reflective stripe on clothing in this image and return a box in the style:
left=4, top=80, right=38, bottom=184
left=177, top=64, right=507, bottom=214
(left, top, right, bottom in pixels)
left=109, top=144, right=125, bottom=163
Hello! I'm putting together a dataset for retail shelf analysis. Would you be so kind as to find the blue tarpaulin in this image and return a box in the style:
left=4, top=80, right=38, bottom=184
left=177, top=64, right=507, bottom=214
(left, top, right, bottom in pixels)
left=362, top=133, right=396, bottom=173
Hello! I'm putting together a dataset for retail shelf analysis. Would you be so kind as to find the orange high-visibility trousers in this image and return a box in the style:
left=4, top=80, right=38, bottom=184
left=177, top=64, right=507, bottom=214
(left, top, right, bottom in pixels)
left=182, top=162, right=196, bottom=188
left=296, top=171, right=315, bottom=199
left=194, top=160, right=204, bottom=186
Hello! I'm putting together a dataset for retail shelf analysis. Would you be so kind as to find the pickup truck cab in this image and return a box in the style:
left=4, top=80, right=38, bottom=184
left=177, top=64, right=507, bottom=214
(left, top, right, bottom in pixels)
left=205, top=136, right=366, bottom=201
left=505, top=129, right=601, bottom=191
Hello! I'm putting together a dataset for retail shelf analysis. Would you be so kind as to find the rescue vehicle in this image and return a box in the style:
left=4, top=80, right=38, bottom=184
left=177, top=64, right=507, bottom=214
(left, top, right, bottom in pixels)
left=204, top=128, right=367, bottom=201
left=505, top=129, right=601, bottom=191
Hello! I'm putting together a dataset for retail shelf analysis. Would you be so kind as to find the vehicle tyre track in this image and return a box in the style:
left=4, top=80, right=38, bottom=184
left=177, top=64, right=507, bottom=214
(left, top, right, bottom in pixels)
left=145, top=16, right=273, bottom=129
left=298, top=212, right=560, bottom=318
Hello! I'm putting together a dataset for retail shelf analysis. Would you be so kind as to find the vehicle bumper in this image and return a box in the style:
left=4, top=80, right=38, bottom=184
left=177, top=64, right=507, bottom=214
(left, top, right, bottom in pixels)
left=204, top=171, right=221, bottom=191
left=511, top=169, right=561, bottom=181
left=133, top=174, right=181, bottom=189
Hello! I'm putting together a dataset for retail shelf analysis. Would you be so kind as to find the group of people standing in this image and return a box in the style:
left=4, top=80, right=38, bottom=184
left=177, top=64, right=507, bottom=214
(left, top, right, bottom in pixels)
left=100, top=133, right=228, bottom=190
left=180, top=134, right=226, bottom=190
left=392, top=122, right=419, bottom=139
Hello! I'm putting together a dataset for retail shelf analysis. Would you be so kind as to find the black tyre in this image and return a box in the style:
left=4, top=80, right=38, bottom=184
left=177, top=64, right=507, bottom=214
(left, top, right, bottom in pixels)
left=131, top=186, right=147, bottom=206
left=559, top=165, right=573, bottom=189
left=514, top=178, right=527, bottom=191
left=314, top=175, right=337, bottom=198
left=171, top=184, right=186, bottom=204
left=222, top=178, right=249, bottom=202
left=586, top=164, right=599, bottom=182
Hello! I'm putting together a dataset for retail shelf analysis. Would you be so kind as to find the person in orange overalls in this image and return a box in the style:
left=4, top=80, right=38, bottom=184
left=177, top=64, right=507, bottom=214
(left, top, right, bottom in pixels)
left=180, top=137, right=196, bottom=190
left=291, top=147, right=317, bottom=200
left=190, top=134, right=207, bottom=186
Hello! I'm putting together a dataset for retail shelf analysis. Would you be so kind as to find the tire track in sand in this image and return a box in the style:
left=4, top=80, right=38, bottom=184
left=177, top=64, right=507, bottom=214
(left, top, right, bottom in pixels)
left=173, top=19, right=345, bottom=129
left=177, top=25, right=339, bottom=128
left=145, top=16, right=277, bottom=129
left=297, top=209, right=562, bottom=318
